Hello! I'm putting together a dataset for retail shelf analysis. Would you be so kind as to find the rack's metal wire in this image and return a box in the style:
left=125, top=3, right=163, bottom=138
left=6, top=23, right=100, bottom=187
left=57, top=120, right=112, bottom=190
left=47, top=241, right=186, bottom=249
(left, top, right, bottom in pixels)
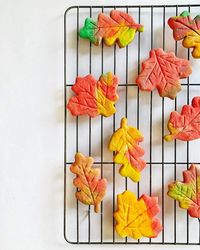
left=64, top=4, right=200, bottom=245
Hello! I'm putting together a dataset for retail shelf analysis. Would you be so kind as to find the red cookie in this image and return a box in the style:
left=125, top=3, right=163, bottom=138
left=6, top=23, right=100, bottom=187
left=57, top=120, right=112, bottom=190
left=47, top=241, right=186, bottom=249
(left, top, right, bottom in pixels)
left=136, top=48, right=192, bottom=99
left=165, top=96, right=200, bottom=141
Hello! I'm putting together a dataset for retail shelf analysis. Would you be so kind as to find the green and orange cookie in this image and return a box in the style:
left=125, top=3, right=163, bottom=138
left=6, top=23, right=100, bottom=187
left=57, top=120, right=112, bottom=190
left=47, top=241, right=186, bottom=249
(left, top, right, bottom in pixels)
left=79, top=10, right=144, bottom=48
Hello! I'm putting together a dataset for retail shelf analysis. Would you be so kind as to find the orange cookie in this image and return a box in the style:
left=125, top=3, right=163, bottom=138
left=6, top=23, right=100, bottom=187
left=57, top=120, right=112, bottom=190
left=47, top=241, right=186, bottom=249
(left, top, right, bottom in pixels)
left=70, top=152, right=107, bottom=213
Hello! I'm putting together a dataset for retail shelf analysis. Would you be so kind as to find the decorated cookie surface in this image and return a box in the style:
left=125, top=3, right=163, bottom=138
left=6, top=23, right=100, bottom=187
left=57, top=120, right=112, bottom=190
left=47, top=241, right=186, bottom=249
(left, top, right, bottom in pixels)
left=70, top=152, right=107, bottom=213
left=67, top=72, right=119, bottom=117
left=79, top=10, right=144, bottom=48
left=108, top=117, right=146, bottom=182
left=136, top=48, right=192, bottom=99
left=114, top=190, right=162, bottom=239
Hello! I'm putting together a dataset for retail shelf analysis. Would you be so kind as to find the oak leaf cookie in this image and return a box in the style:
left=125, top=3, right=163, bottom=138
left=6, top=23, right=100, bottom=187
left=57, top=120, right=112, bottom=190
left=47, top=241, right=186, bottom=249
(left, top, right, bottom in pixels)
left=165, top=96, right=200, bottom=141
left=79, top=10, right=144, bottom=48
left=70, top=152, right=107, bottom=213
left=168, top=11, right=200, bottom=59
left=108, top=117, right=146, bottom=182
left=168, top=164, right=200, bottom=218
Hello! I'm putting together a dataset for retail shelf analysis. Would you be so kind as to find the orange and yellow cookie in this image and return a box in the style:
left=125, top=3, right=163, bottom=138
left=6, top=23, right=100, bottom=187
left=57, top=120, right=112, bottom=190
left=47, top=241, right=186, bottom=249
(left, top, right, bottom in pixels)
left=108, top=117, right=146, bottom=182
left=114, top=190, right=162, bottom=239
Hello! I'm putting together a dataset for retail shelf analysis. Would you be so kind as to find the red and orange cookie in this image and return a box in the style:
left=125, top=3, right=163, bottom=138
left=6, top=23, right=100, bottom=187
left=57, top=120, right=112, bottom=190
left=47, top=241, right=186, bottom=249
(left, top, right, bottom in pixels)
left=165, top=96, right=200, bottom=141
left=136, top=48, right=192, bottom=99
left=70, top=152, right=107, bottom=213
left=168, top=11, right=200, bottom=58
left=67, top=72, right=119, bottom=117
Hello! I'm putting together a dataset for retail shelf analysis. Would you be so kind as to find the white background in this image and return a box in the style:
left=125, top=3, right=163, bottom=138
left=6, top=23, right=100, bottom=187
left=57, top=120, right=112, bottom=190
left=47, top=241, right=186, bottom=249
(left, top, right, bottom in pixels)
left=0, top=0, right=200, bottom=250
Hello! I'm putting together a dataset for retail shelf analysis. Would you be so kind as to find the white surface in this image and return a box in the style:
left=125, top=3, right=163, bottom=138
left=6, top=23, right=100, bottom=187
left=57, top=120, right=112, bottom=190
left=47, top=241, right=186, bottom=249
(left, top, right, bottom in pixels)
left=0, top=0, right=200, bottom=250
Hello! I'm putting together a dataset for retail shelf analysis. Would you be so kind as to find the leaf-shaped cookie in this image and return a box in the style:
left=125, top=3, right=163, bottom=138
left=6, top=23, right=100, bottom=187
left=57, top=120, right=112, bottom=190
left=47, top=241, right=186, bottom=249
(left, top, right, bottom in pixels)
left=67, top=72, right=119, bottom=117
left=168, top=164, right=200, bottom=218
left=165, top=96, right=200, bottom=141
left=79, top=10, right=144, bottom=48
left=136, top=48, right=192, bottom=99
left=70, top=152, right=107, bottom=213
left=114, top=190, right=162, bottom=239
left=168, top=11, right=200, bottom=58
left=108, top=117, right=146, bottom=182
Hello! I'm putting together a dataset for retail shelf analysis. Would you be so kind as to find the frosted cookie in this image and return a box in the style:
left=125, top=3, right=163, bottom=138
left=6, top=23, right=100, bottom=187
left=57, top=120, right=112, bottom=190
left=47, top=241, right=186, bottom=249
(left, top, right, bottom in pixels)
left=79, top=10, right=144, bottom=48
left=67, top=72, right=119, bottom=117
left=114, top=190, right=162, bottom=239
left=108, top=117, right=146, bottom=182
left=136, top=48, right=192, bottom=99
left=168, top=11, right=200, bottom=59
left=70, top=152, right=107, bottom=213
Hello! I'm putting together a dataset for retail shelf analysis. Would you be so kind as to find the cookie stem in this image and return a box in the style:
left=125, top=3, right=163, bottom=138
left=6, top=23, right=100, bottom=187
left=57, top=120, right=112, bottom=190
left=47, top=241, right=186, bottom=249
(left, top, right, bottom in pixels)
left=164, top=134, right=174, bottom=142
left=94, top=203, right=99, bottom=213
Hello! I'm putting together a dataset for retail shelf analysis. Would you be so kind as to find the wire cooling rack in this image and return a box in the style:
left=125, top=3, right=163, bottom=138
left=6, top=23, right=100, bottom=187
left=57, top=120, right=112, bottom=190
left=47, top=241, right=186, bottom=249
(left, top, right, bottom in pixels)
left=64, top=4, right=200, bottom=245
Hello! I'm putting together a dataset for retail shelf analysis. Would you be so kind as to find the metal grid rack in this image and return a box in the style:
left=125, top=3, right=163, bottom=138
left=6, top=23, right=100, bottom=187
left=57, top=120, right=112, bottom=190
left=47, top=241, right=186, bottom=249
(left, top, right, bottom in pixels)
left=64, top=4, right=200, bottom=245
